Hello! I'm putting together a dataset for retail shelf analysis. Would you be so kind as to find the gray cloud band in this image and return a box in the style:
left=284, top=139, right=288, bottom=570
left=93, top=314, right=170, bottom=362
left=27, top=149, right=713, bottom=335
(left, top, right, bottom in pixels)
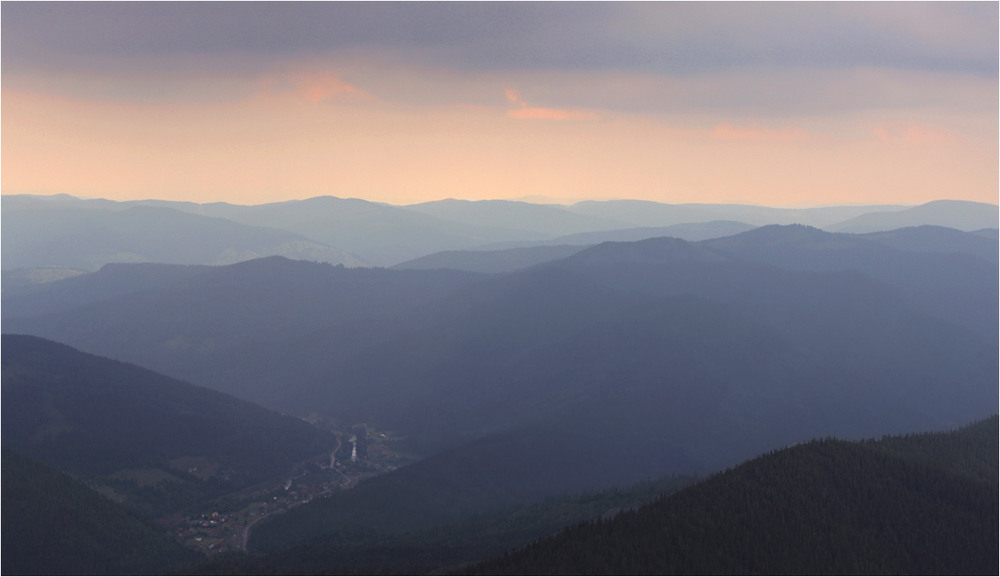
left=3, top=2, right=997, bottom=77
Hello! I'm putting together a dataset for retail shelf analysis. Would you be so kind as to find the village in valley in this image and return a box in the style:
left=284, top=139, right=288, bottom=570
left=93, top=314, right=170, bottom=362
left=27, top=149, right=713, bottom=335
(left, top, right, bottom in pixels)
left=161, top=424, right=411, bottom=554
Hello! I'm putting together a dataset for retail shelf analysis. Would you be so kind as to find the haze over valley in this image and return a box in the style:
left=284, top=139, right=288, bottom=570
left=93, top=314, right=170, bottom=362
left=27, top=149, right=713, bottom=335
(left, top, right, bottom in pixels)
left=3, top=191, right=998, bottom=574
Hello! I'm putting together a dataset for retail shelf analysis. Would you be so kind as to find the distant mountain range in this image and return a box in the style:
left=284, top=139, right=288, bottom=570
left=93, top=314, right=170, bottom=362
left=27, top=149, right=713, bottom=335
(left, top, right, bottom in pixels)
left=564, top=199, right=907, bottom=228
left=827, top=199, right=1000, bottom=233
left=4, top=194, right=995, bottom=271
left=394, top=222, right=998, bottom=280
left=2, top=199, right=997, bottom=575
left=2, top=196, right=366, bottom=271
left=392, top=221, right=758, bottom=273
left=5, top=225, right=995, bottom=517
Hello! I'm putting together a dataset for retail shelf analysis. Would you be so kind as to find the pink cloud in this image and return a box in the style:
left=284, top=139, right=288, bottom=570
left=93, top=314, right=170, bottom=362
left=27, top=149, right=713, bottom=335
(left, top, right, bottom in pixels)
left=294, top=72, right=359, bottom=103
left=256, top=70, right=363, bottom=103
left=507, top=107, right=598, bottom=120
left=504, top=86, right=598, bottom=121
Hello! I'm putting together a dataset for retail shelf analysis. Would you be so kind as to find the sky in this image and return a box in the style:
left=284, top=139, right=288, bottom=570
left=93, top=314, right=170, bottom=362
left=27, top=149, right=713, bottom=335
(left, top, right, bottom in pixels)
left=2, top=2, right=997, bottom=207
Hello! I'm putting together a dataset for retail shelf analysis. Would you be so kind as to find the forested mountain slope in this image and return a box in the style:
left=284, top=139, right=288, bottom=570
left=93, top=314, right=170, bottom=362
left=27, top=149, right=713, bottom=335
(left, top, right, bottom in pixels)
left=467, top=417, right=999, bottom=575
left=1, top=450, right=202, bottom=575
left=209, top=476, right=695, bottom=575
left=1, top=334, right=337, bottom=516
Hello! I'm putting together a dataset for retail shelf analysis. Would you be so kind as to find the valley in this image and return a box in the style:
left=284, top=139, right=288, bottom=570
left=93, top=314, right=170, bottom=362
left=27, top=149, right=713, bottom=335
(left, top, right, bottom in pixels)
left=160, top=425, right=411, bottom=554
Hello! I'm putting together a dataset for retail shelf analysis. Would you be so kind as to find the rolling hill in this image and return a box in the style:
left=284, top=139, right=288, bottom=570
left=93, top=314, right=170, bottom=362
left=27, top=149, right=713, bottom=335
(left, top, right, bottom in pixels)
left=565, top=199, right=909, bottom=229
left=405, top=198, right=623, bottom=238
left=827, top=199, right=1000, bottom=233
left=190, top=196, right=542, bottom=266
left=1, top=199, right=365, bottom=271
left=859, top=224, right=999, bottom=262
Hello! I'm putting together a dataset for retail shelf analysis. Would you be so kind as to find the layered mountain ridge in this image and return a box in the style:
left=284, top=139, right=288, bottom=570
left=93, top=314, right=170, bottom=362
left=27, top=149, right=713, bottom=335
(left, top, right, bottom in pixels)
left=5, top=193, right=995, bottom=270
left=2, top=197, right=996, bottom=574
left=5, top=224, right=995, bottom=510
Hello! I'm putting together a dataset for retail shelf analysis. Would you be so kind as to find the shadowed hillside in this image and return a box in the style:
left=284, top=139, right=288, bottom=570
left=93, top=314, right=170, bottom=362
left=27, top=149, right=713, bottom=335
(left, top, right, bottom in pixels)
left=2, top=450, right=202, bottom=575
left=1, top=335, right=337, bottom=517
left=467, top=417, right=999, bottom=576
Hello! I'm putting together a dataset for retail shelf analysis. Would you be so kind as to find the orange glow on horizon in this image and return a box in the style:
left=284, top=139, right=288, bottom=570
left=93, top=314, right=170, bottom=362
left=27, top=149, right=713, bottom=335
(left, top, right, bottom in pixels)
left=2, top=81, right=997, bottom=207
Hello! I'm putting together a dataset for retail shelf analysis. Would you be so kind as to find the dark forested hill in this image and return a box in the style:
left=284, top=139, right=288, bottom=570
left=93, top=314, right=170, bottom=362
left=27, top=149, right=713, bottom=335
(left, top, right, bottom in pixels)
left=1, top=335, right=337, bottom=517
left=1, top=450, right=202, bottom=575
left=212, top=475, right=694, bottom=575
left=467, top=417, right=999, bottom=576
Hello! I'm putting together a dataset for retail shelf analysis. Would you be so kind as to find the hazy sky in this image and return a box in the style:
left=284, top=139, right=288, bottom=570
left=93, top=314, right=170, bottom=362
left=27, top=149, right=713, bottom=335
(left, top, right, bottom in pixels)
left=3, top=2, right=997, bottom=206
